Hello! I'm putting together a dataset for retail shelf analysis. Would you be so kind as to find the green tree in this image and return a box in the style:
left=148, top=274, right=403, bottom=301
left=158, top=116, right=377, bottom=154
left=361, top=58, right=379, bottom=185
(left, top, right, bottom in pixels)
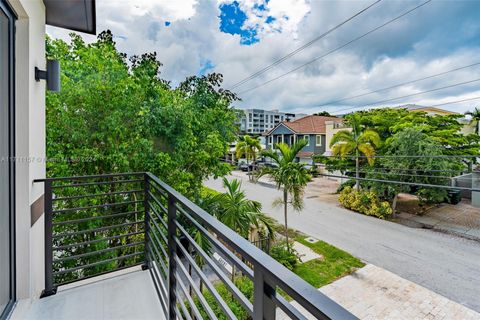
left=213, top=178, right=274, bottom=239
left=330, top=114, right=381, bottom=189
left=367, top=128, right=452, bottom=213
left=259, top=141, right=311, bottom=251
left=353, top=108, right=480, bottom=156
left=314, top=111, right=332, bottom=116
left=46, top=31, right=238, bottom=198
left=45, top=30, right=239, bottom=280
left=465, top=107, right=480, bottom=135
left=236, top=135, right=262, bottom=181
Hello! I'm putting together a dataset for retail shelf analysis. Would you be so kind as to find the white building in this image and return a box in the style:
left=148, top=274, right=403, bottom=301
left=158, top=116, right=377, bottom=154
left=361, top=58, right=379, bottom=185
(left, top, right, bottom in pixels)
left=239, top=108, right=307, bottom=134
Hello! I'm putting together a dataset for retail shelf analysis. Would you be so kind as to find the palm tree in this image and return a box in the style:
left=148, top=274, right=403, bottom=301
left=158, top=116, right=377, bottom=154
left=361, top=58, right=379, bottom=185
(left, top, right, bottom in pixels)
left=465, top=107, right=480, bottom=135
left=259, top=140, right=311, bottom=251
left=213, top=178, right=274, bottom=282
left=330, top=114, right=381, bottom=189
left=236, top=135, right=262, bottom=181
left=213, top=178, right=274, bottom=239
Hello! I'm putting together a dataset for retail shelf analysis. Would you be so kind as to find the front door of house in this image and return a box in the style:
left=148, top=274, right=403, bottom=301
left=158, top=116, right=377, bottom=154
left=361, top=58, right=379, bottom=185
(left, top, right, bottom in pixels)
left=0, top=0, right=15, bottom=318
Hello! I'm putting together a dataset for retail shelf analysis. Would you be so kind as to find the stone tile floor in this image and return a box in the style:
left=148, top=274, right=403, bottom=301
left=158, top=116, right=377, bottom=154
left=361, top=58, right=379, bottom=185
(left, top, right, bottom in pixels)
left=278, top=264, right=480, bottom=320
left=11, top=268, right=165, bottom=320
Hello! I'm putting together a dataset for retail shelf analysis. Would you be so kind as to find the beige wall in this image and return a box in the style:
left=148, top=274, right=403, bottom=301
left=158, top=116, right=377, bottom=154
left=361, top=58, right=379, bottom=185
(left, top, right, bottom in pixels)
left=8, top=0, right=46, bottom=304
left=325, top=120, right=351, bottom=153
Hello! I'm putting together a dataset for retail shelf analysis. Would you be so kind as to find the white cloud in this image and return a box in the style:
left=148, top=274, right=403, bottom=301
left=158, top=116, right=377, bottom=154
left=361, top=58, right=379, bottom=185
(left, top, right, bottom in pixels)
left=46, top=0, right=480, bottom=115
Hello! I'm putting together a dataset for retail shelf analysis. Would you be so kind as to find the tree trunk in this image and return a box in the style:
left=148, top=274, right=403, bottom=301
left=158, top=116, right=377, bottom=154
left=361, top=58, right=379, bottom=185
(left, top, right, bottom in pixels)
left=392, top=193, right=398, bottom=217
left=252, top=153, right=256, bottom=182
left=355, top=150, right=360, bottom=190
left=247, top=154, right=251, bottom=182
left=283, top=190, right=290, bottom=251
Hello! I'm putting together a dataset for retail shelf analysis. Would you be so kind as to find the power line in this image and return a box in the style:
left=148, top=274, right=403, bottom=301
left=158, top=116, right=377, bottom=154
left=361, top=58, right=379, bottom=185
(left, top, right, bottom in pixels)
left=237, top=0, right=432, bottom=95
left=228, top=0, right=383, bottom=90
left=321, top=154, right=480, bottom=158
left=429, top=96, right=480, bottom=107
left=344, top=169, right=458, bottom=180
left=315, top=62, right=480, bottom=107
left=317, top=173, right=480, bottom=192
left=332, top=77, right=480, bottom=114
left=336, top=166, right=472, bottom=174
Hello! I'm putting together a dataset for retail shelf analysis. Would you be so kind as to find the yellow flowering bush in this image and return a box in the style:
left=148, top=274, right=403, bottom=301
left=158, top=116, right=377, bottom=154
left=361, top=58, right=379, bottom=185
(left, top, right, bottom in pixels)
left=339, top=186, right=393, bottom=219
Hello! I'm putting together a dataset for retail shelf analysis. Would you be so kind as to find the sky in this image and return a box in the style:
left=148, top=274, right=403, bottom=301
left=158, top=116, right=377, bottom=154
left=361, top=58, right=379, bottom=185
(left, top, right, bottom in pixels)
left=46, top=0, right=480, bottom=115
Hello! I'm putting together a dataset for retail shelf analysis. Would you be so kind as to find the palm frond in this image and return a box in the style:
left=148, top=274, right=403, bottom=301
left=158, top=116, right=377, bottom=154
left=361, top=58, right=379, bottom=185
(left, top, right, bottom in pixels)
left=330, top=130, right=355, bottom=147
left=358, top=143, right=376, bottom=166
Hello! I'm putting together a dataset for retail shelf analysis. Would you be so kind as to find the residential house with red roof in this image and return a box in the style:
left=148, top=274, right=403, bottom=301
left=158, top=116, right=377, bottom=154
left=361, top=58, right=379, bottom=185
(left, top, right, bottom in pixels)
left=265, top=115, right=341, bottom=164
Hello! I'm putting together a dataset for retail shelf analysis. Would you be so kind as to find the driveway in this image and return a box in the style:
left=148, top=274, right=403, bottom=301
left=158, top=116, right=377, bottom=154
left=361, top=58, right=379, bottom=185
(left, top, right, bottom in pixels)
left=205, top=174, right=480, bottom=312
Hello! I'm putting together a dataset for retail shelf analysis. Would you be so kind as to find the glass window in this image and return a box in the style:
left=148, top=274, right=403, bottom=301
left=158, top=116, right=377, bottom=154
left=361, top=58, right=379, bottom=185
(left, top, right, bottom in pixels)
left=303, top=135, right=310, bottom=146
left=316, top=135, right=322, bottom=146
left=0, top=3, right=15, bottom=316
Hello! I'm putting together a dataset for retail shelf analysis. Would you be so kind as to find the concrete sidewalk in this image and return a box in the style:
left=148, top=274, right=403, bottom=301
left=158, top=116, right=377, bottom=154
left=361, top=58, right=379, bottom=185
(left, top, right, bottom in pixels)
left=277, top=264, right=480, bottom=320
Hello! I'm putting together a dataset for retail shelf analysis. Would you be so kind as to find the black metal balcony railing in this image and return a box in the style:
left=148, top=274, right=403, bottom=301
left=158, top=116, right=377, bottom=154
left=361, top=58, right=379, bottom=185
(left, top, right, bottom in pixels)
left=35, top=173, right=356, bottom=320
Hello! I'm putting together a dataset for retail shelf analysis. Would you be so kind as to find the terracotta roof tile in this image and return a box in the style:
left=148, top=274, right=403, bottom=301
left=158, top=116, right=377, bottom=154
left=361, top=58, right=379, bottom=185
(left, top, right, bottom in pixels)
left=282, top=115, right=340, bottom=134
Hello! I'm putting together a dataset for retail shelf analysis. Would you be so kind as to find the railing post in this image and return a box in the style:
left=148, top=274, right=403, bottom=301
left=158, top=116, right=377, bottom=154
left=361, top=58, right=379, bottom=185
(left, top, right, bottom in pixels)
left=142, top=174, right=150, bottom=270
left=253, top=264, right=276, bottom=320
left=40, top=180, right=56, bottom=298
left=167, top=194, right=177, bottom=320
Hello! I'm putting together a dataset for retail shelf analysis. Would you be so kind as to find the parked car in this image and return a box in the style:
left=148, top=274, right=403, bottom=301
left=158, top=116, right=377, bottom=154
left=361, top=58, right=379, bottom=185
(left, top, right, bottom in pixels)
left=239, top=163, right=257, bottom=172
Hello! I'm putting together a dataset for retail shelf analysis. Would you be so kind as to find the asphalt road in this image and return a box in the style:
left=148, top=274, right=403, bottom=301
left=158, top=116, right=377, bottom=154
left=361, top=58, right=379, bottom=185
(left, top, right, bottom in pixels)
left=205, top=174, right=480, bottom=312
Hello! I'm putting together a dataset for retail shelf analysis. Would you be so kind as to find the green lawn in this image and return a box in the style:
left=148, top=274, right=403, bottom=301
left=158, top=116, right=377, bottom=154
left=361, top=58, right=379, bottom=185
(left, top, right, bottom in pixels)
left=293, top=236, right=364, bottom=288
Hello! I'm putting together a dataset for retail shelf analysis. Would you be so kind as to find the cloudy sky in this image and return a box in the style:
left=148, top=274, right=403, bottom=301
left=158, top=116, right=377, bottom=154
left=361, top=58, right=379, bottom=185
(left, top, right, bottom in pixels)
left=47, top=0, right=480, bottom=115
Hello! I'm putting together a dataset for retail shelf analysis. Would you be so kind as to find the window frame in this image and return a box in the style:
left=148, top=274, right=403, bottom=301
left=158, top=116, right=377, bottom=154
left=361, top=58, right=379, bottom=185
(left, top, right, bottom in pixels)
left=316, top=135, right=322, bottom=146
left=303, top=135, right=310, bottom=146
left=0, top=1, right=17, bottom=318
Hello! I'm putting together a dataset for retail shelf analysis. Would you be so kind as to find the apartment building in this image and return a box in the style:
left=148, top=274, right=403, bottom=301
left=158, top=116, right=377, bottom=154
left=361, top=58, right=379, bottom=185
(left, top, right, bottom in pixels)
left=239, top=108, right=307, bottom=134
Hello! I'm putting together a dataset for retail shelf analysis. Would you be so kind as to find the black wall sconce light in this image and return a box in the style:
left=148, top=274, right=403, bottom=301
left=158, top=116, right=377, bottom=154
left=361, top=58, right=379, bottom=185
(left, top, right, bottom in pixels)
left=35, top=60, right=61, bottom=92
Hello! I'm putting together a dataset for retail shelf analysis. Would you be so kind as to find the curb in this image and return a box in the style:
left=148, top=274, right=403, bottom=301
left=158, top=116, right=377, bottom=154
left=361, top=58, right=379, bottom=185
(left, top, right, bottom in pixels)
left=397, top=217, right=480, bottom=243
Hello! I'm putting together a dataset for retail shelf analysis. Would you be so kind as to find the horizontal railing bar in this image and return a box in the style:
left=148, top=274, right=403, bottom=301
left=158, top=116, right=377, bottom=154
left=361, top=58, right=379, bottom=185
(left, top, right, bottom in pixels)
left=176, top=273, right=202, bottom=320
left=175, top=204, right=253, bottom=279
left=54, top=262, right=143, bottom=287
left=53, top=241, right=144, bottom=263
left=34, top=172, right=145, bottom=183
left=53, top=221, right=144, bottom=239
left=150, top=206, right=168, bottom=239
left=147, top=180, right=168, bottom=199
left=53, top=231, right=143, bottom=251
left=175, top=220, right=253, bottom=315
left=53, top=252, right=143, bottom=276
left=272, top=294, right=308, bottom=320
left=175, top=254, right=219, bottom=320
left=174, top=236, right=237, bottom=320
left=147, top=233, right=168, bottom=273
left=148, top=192, right=169, bottom=224
left=146, top=172, right=354, bottom=320
left=175, top=306, right=184, bottom=320
left=149, top=262, right=168, bottom=305
left=149, top=264, right=168, bottom=317
left=53, top=210, right=144, bottom=226
left=51, top=178, right=144, bottom=189
left=148, top=212, right=168, bottom=246
left=176, top=283, right=194, bottom=320
left=53, top=189, right=144, bottom=202
left=52, top=200, right=143, bottom=214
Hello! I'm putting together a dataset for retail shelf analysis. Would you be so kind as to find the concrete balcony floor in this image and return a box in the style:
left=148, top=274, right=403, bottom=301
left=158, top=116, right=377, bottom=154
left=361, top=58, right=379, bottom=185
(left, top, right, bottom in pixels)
left=12, top=267, right=165, bottom=320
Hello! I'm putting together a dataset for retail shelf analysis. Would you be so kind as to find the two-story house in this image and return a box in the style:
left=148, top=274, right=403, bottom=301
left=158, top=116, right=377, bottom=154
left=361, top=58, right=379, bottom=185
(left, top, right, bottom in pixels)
left=265, top=115, right=339, bottom=164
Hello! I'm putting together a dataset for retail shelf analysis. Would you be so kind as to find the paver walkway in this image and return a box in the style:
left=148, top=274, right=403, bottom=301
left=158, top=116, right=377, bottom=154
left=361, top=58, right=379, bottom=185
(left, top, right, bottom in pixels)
left=277, top=264, right=480, bottom=319
left=398, top=200, right=480, bottom=241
